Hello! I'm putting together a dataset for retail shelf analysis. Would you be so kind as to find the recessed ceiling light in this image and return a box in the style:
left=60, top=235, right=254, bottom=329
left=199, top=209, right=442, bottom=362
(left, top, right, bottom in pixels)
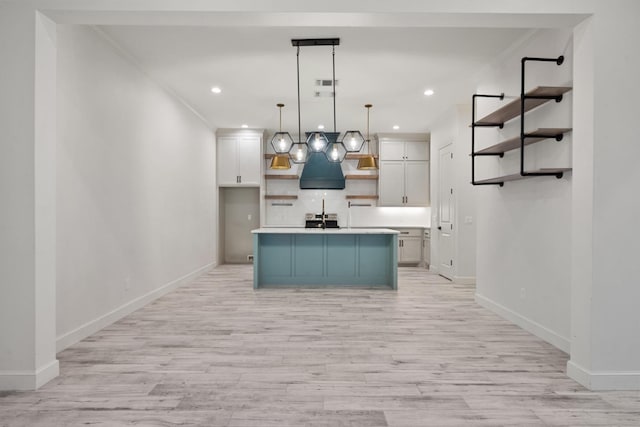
left=211, top=86, right=222, bottom=94
left=241, top=124, right=248, bottom=128
left=317, top=124, right=325, bottom=130
left=424, top=89, right=435, bottom=96
left=393, top=125, right=400, bottom=130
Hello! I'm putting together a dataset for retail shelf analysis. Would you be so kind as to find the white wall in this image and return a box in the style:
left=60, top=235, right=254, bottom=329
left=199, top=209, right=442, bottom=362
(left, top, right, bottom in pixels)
left=430, top=104, right=477, bottom=282
left=0, top=5, right=59, bottom=390
left=55, top=25, right=216, bottom=350
left=567, top=1, right=640, bottom=390
left=472, top=29, right=574, bottom=352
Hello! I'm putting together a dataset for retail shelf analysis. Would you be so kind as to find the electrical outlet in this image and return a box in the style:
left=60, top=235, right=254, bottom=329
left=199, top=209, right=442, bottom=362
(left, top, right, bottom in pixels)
left=520, top=288, right=526, bottom=299
left=248, top=214, right=252, bottom=221
left=464, top=216, right=473, bottom=224
left=247, top=254, right=254, bottom=262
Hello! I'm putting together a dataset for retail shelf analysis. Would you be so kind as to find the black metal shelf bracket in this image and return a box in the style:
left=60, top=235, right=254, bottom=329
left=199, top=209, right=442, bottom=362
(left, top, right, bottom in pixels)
left=471, top=93, right=505, bottom=186
left=520, top=56, right=566, bottom=178
left=523, top=131, right=565, bottom=142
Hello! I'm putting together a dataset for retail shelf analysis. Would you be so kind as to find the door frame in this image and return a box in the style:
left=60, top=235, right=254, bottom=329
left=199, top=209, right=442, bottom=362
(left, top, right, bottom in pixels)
left=438, top=143, right=455, bottom=280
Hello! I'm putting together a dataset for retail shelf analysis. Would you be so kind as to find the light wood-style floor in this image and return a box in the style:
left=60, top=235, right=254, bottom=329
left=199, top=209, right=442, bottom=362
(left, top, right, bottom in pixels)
left=1, top=265, right=639, bottom=426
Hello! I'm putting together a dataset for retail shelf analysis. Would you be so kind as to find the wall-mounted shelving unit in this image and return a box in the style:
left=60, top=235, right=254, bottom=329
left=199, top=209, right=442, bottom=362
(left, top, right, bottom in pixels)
left=346, top=195, right=379, bottom=200
left=264, top=195, right=298, bottom=200
left=264, top=174, right=299, bottom=180
left=471, top=56, right=572, bottom=187
left=344, top=154, right=379, bottom=160
left=345, top=174, right=378, bottom=180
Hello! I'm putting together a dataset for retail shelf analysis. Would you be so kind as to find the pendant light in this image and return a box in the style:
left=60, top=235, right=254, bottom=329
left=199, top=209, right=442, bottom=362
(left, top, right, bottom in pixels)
left=271, top=103, right=293, bottom=154
left=357, top=104, right=378, bottom=170
left=322, top=43, right=347, bottom=163
left=284, top=38, right=364, bottom=164
left=270, top=103, right=292, bottom=169
left=288, top=43, right=309, bottom=164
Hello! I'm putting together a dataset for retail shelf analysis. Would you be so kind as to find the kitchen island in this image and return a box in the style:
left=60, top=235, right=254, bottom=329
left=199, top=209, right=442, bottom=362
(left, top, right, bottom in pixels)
left=252, top=228, right=399, bottom=289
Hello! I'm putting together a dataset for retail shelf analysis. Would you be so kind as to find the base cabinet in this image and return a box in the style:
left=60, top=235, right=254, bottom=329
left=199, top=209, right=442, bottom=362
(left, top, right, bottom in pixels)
left=395, top=228, right=423, bottom=264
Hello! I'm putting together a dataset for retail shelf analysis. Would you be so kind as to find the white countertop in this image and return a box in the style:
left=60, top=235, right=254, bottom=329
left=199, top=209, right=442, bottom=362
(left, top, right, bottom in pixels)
left=252, top=227, right=399, bottom=234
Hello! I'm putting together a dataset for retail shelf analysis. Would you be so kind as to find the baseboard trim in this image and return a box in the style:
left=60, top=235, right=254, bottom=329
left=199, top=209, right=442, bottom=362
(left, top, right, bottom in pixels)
left=567, top=360, right=640, bottom=390
left=0, top=359, right=59, bottom=391
left=56, top=262, right=215, bottom=352
left=454, top=276, right=476, bottom=285
left=475, top=292, right=570, bottom=353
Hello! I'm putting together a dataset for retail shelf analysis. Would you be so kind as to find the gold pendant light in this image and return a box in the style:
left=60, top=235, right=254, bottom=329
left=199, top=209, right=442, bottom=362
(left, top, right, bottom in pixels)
left=270, top=103, right=291, bottom=170
left=357, top=104, right=378, bottom=170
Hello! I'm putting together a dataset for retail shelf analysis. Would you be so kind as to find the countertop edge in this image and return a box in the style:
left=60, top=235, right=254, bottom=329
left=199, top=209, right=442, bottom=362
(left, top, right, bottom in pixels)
left=252, top=228, right=400, bottom=234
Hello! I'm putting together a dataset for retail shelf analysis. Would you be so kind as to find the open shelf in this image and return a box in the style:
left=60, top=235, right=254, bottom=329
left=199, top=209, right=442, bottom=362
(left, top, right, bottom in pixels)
left=345, top=153, right=379, bottom=160
left=264, top=174, right=299, bottom=180
left=344, top=174, right=378, bottom=180
left=475, top=86, right=572, bottom=126
left=346, top=195, right=379, bottom=200
left=471, top=56, right=572, bottom=187
left=474, top=168, right=572, bottom=185
left=476, top=128, right=572, bottom=155
left=265, top=195, right=298, bottom=200
left=267, top=153, right=379, bottom=161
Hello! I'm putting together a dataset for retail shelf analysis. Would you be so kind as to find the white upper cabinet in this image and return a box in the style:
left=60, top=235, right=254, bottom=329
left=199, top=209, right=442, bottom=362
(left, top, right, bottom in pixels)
left=405, top=161, right=430, bottom=206
left=404, top=140, right=429, bottom=161
left=379, top=139, right=429, bottom=161
left=379, top=141, right=406, bottom=160
left=377, top=134, right=430, bottom=207
left=216, top=131, right=262, bottom=187
left=378, top=161, right=405, bottom=206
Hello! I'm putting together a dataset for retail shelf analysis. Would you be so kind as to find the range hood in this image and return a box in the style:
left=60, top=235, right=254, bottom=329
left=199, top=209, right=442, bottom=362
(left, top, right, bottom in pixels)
left=299, top=132, right=345, bottom=190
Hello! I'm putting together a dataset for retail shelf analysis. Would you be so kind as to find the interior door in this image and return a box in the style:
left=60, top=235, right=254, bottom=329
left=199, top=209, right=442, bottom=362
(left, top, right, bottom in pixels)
left=223, top=187, right=260, bottom=263
left=438, top=144, right=455, bottom=280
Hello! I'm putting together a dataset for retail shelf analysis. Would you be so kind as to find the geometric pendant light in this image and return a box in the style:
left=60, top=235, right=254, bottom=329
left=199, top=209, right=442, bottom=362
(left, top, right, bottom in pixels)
left=357, top=104, right=378, bottom=170
left=271, top=103, right=293, bottom=154
left=284, top=38, right=364, bottom=164
left=269, top=103, right=292, bottom=169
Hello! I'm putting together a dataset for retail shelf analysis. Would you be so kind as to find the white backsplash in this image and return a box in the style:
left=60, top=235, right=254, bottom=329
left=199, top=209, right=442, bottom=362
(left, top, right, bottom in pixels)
left=265, top=168, right=430, bottom=228
left=263, top=142, right=430, bottom=229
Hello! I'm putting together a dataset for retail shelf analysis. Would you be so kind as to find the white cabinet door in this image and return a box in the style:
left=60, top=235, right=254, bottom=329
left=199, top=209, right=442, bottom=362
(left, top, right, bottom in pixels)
left=237, top=136, right=261, bottom=185
left=379, top=161, right=405, bottom=206
left=400, top=237, right=422, bottom=263
left=404, top=141, right=429, bottom=161
left=404, top=161, right=429, bottom=206
left=217, top=137, right=239, bottom=186
left=379, top=141, right=405, bottom=160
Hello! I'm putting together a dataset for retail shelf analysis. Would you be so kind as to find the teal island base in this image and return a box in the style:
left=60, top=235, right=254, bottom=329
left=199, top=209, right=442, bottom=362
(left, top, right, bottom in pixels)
left=252, top=228, right=399, bottom=289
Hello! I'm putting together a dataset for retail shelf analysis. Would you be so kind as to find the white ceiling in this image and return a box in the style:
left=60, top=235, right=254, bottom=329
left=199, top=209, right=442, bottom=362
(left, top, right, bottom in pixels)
left=98, top=25, right=531, bottom=135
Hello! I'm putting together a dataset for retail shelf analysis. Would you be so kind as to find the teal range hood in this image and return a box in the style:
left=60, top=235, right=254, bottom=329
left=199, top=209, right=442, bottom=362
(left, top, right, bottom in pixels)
left=299, top=132, right=345, bottom=190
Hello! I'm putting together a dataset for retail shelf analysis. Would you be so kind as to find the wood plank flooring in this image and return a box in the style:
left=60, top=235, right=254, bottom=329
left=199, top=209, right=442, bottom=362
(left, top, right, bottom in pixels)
left=1, top=265, right=639, bottom=426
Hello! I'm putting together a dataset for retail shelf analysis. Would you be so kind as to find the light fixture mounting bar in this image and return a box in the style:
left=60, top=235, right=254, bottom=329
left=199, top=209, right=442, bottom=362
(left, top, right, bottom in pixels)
left=291, top=38, right=340, bottom=47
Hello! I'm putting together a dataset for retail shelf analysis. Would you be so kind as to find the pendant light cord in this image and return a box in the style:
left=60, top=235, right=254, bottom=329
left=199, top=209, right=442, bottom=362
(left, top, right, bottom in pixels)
left=366, top=104, right=372, bottom=154
left=332, top=45, right=336, bottom=133
left=296, top=46, right=301, bottom=143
